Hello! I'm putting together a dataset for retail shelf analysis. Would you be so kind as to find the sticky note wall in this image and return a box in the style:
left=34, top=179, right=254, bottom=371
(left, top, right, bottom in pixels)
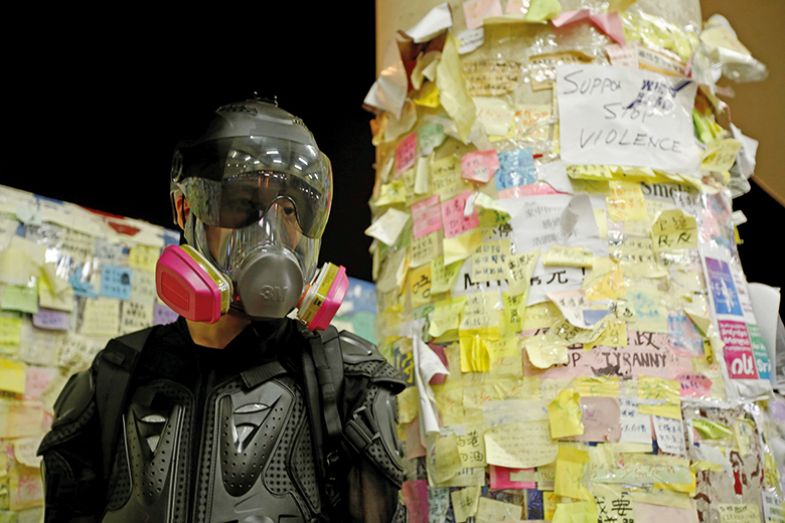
left=0, top=184, right=179, bottom=520
left=365, top=1, right=784, bottom=521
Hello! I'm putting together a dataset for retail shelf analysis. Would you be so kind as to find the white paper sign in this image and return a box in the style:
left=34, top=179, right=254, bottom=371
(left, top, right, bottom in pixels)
left=557, top=64, right=699, bottom=172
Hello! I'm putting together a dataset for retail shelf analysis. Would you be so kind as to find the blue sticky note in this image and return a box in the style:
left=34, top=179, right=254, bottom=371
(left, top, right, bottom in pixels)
left=100, top=266, right=133, bottom=300
left=69, top=272, right=97, bottom=298
left=496, top=149, right=536, bottom=190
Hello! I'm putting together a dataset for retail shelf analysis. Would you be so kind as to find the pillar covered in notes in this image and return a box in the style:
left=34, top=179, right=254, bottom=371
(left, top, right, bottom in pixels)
left=365, top=1, right=782, bottom=521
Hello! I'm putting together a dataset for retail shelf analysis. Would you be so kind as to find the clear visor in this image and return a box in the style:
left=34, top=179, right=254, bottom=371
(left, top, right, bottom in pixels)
left=176, top=136, right=332, bottom=239
left=193, top=200, right=320, bottom=284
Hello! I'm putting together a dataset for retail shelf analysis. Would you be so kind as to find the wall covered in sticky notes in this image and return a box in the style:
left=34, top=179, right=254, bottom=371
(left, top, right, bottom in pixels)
left=0, top=184, right=179, bottom=520
left=367, top=1, right=783, bottom=521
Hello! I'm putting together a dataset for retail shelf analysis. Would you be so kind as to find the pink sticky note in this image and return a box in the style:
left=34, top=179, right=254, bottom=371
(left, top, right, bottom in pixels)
left=411, top=195, right=443, bottom=239
left=24, top=367, right=59, bottom=401
left=591, top=13, right=625, bottom=45
left=441, top=190, right=479, bottom=238
left=426, top=343, right=449, bottom=385
left=677, top=373, right=713, bottom=398
left=606, top=44, right=638, bottom=68
left=462, top=0, right=503, bottom=30
left=574, top=397, right=622, bottom=442
left=461, top=150, right=500, bottom=183
left=402, top=480, right=429, bottom=523
left=395, top=133, right=418, bottom=173
left=498, top=182, right=562, bottom=200
left=489, top=466, right=537, bottom=489
left=552, top=9, right=625, bottom=45
left=552, top=9, right=591, bottom=27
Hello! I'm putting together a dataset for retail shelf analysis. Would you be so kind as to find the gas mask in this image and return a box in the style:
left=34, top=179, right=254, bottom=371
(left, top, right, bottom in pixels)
left=155, top=99, right=348, bottom=331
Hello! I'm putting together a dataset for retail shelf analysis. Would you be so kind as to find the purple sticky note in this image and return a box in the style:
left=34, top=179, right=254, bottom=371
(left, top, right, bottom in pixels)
left=32, top=309, right=72, bottom=331
left=153, top=301, right=179, bottom=325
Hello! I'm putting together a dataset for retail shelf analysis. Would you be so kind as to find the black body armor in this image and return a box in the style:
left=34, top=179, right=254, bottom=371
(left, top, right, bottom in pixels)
left=38, top=318, right=406, bottom=523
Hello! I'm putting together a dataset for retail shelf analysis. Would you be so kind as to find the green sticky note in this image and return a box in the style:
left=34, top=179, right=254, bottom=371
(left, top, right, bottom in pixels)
left=1, top=285, right=39, bottom=314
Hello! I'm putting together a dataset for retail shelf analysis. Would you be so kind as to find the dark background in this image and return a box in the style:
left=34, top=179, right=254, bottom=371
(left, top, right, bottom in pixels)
left=4, top=7, right=783, bottom=314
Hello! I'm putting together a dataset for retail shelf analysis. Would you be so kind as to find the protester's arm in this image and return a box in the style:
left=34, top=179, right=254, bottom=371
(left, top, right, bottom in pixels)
left=37, top=367, right=105, bottom=522
left=344, top=380, right=406, bottom=523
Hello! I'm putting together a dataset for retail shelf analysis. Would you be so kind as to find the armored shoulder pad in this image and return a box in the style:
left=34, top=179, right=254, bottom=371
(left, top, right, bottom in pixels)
left=334, top=330, right=406, bottom=393
left=38, top=369, right=96, bottom=455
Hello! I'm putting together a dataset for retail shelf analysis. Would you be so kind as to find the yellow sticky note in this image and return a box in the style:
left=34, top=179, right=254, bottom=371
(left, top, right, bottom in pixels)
left=572, top=377, right=620, bottom=397
left=651, top=209, right=697, bottom=252
left=524, top=335, right=568, bottom=369
left=548, top=388, right=584, bottom=439
left=543, top=245, right=594, bottom=268
left=584, top=319, right=628, bottom=349
left=484, top=420, right=558, bottom=468
left=554, top=445, right=592, bottom=500
left=692, top=418, right=732, bottom=440
left=521, top=301, right=561, bottom=330
left=431, top=256, right=463, bottom=294
left=701, top=138, right=742, bottom=173
left=429, top=296, right=466, bottom=338
left=451, top=486, right=481, bottom=523
left=505, top=250, right=539, bottom=296
left=471, top=240, right=510, bottom=283
left=567, top=164, right=613, bottom=181
left=552, top=501, right=599, bottom=523
left=413, top=81, right=440, bottom=108
left=410, top=231, right=443, bottom=268
left=502, top=292, right=524, bottom=334
left=436, top=35, right=476, bottom=143
left=407, top=264, right=432, bottom=308
left=608, top=0, right=636, bottom=12
left=0, top=246, right=37, bottom=286
left=128, top=244, right=161, bottom=273
left=459, top=291, right=501, bottom=330
left=716, top=504, right=761, bottom=523
left=490, top=336, right=523, bottom=377
left=476, top=497, right=522, bottom=522
left=637, top=377, right=680, bottom=403
left=457, top=427, right=486, bottom=468
left=607, top=181, right=648, bottom=222
left=430, top=155, right=466, bottom=200
left=38, top=276, right=75, bottom=312
left=397, top=386, right=418, bottom=424
left=1, top=285, right=38, bottom=314
left=432, top=433, right=463, bottom=483
left=0, top=357, right=26, bottom=394
left=524, top=0, right=562, bottom=22
left=0, top=315, right=23, bottom=351
left=543, top=491, right=559, bottom=520
left=459, top=329, right=494, bottom=372
left=444, top=228, right=482, bottom=266
left=80, top=297, right=120, bottom=337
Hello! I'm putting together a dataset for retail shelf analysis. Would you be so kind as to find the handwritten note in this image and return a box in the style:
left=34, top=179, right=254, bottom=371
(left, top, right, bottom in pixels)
left=120, top=300, right=154, bottom=334
left=619, top=398, right=652, bottom=445
left=651, top=209, right=697, bottom=251
left=80, top=297, right=120, bottom=337
left=431, top=155, right=467, bottom=199
left=471, top=240, right=509, bottom=283
left=476, top=497, right=523, bottom=522
left=441, top=191, right=480, bottom=238
left=451, top=486, right=481, bottom=523
left=410, top=231, right=442, bottom=268
left=716, top=504, right=761, bottom=523
left=461, top=150, right=500, bottom=183
left=556, top=64, right=699, bottom=172
left=32, top=308, right=71, bottom=331
left=395, top=133, right=417, bottom=173
left=100, top=265, right=132, bottom=300
left=554, top=445, right=592, bottom=500
left=484, top=420, right=558, bottom=468
left=1, top=285, right=39, bottom=314
left=0, top=357, right=26, bottom=394
left=128, top=244, right=160, bottom=273
left=431, top=256, right=464, bottom=294
left=607, top=181, right=648, bottom=222
left=411, top=195, right=443, bottom=239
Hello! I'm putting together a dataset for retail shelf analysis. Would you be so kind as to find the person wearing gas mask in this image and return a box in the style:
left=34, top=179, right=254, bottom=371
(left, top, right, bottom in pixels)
left=37, top=99, right=407, bottom=523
